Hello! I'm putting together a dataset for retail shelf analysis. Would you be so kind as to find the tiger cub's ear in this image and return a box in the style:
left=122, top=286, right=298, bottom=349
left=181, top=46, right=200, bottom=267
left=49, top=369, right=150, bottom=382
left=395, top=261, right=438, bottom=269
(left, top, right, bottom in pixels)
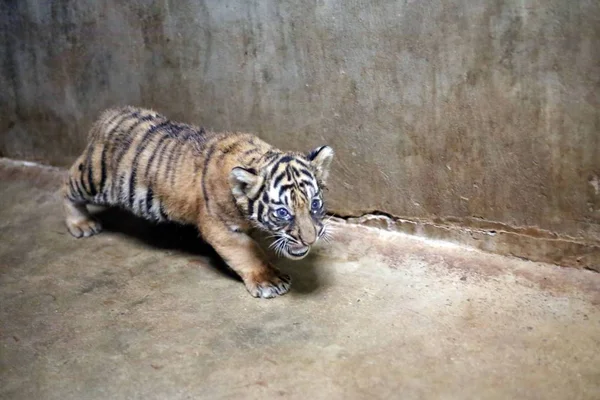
left=229, top=167, right=264, bottom=199
left=307, top=145, right=334, bottom=185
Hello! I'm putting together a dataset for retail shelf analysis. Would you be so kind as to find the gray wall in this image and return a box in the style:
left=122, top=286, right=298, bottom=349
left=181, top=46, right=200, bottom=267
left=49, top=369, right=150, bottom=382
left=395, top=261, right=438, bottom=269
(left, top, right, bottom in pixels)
left=1, top=0, right=599, bottom=266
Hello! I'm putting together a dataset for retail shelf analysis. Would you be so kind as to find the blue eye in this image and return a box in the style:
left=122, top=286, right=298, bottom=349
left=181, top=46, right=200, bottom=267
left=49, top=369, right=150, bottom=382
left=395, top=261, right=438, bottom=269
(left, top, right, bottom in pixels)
left=275, top=208, right=291, bottom=219
left=311, top=198, right=322, bottom=211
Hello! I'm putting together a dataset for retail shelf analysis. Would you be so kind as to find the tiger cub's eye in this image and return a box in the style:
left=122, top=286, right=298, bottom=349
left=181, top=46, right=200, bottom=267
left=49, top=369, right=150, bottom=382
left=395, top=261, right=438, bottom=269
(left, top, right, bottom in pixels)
left=275, top=208, right=291, bottom=220
left=311, top=198, right=322, bottom=212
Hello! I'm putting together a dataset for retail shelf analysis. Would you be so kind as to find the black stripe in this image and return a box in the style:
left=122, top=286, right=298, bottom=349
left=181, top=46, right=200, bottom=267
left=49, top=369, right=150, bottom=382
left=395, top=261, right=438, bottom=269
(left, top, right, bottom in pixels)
left=67, top=179, right=77, bottom=197
left=158, top=202, right=168, bottom=220
left=116, top=174, right=126, bottom=203
left=266, top=220, right=279, bottom=230
left=162, top=141, right=178, bottom=185
left=151, top=136, right=173, bottom=191
left=106, top=110, right=138, bottom=141
left=242, top=148, right=260, bottom=157
left=144, top=135, right=171, bottom=181
left=146, top=187, right=154, bottom=217
left=216, top=144, right=234, bottom=164
left=168, top=123, right=186, bottom=138
left=136, top=121, right=171, bottom=148
left=67, top=178, right=75, bottom=196
left=278, top=183, right=295, bottom=197
left=193, top=145, right=205, bottom=175
left=110, top=114, right=155, bottom=200
left=128, top=168, right=138, bottom=208
left=79, top=169, right=90, bottom=196
left=128, top=121, right=171, bottom=208
left=137, top=198, right=145, bottom=216
left=272, top=171, right=287, bottom=187
left=250, top=179, right=265, bottom=202
left=112, top=114, right=156, bottom=174
left=221, top=141, right=239, bottom=155
left=299, top=168, right=313, bottom=179
left=268, top=156, right=293, bottom=178
left=189, top=127, right=209, bottom=150
left=68, top=179, right=82, bottom=200
left=90, top=112, right=135, bottom=196
left=164, top=126, right=191, bottom=185
left=247, top=197, right=255, bottom=217
left=170, top=141, right=186, bottom=188
left=75, top=179, right=86, bottom=199
left=104, top=110, right=126, bottom=129
left=86, top=153, right=97, bottom=197
left=257, top=201, right=264, bottom=220
left=295, top=158, right=311, bottom=170
left=201, top=144, right=216, bottom=210
left=307, top=146, right=325, bottom=161
left=262, top=151, right=281, bottom=169
left=264, top=151, right=278, bottom=160
left=166, top=142, right=183, bottom=188
left=98, top=112, right=139, bottom=195
left=298, top=178, right=315, bottom=187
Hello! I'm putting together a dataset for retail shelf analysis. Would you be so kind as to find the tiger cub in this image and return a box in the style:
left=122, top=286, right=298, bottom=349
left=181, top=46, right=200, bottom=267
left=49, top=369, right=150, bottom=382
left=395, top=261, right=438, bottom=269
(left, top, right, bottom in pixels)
left=63, top=106, right=334, bottom=298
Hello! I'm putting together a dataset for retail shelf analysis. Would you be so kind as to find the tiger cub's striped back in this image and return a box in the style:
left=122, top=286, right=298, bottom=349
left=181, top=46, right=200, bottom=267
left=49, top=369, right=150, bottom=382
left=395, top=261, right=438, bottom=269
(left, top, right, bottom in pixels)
left=66, top=107, right=213, bottom=223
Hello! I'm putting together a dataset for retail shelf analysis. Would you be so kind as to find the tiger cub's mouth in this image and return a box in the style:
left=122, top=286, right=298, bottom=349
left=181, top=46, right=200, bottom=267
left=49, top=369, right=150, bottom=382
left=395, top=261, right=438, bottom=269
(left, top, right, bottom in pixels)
left=285, top=244, right=310, bottom=259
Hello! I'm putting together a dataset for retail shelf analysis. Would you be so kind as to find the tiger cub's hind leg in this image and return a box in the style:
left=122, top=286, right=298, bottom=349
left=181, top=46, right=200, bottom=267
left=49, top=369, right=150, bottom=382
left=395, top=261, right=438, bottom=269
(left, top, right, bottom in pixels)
left=63, top=159, right=103, bottom=238
left=64, top=197, right=102, bottom=238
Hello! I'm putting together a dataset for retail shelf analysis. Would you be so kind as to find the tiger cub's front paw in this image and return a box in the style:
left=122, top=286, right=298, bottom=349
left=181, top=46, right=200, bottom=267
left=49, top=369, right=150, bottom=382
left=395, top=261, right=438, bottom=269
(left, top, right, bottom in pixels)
left=244, top=267, right=292, bottom=299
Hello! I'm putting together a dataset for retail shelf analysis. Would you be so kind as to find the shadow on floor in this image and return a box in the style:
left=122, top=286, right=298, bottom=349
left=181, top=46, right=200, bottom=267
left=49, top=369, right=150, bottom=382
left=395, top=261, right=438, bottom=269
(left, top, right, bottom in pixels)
left=93, top=207, right=241, bottom=282
left=91, top=207, right=324, bottom=295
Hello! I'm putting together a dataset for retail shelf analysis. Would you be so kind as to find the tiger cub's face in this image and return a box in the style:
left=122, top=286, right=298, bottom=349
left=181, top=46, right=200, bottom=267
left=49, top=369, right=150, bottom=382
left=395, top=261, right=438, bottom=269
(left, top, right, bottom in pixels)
left=230, top=146, right=334, bottom=260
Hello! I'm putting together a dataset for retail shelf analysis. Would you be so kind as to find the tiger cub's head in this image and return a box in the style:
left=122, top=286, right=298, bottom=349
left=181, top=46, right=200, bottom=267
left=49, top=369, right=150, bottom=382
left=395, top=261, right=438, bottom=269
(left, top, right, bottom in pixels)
left=230, top=145, right=334, bottom=260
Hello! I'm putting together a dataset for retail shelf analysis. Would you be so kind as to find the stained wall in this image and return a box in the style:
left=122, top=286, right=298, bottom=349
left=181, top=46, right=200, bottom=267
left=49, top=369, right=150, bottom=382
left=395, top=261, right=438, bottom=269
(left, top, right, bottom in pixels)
left=1, top=0, right=598, bottom=267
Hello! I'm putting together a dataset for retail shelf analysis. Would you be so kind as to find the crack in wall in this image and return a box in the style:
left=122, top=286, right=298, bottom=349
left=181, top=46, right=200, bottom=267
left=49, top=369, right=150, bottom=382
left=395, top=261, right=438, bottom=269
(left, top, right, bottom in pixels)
left=329, top=210, right=600, bottom=272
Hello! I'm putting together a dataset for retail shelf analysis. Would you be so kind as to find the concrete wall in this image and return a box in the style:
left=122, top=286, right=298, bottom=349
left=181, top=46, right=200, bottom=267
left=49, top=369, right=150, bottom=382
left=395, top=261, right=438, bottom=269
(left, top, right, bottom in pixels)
left=1, top=0, right=599, bottom=268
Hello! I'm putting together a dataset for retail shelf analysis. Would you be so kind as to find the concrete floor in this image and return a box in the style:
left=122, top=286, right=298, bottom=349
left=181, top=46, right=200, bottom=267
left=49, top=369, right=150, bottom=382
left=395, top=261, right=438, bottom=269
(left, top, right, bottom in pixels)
left=1, top=158, right=599, bottom=400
